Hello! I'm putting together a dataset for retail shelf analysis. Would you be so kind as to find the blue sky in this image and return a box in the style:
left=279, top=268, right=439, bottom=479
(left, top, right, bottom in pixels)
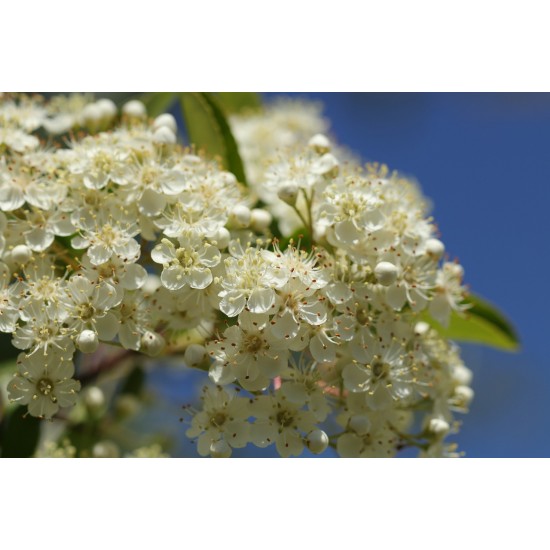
left=285, top=93, right=549, bottom=457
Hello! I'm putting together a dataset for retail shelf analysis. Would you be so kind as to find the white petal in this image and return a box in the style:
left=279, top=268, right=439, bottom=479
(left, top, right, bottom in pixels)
left=161, top=266, right=186, bottom=290
left=88, top=244, right=112, bottom=265
left=95, top=312, right=119, bottom=340
left=187, top=267, right=213, bottom=290
left=151, top=240, right=176, bottom=264
left=247, top=288, right=275, bottom=314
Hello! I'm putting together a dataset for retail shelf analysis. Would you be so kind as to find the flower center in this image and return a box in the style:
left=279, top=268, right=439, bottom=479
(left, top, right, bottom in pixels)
left=176, top=248, right=199, bottom=270
left=243, top=333, right=264, bottom=354
left=78, top=303, right=96, bottom=321
left=37, top=378, right=54, bottom=396
left=276, top=409, right=295, bottom=428
left=210, top=412, right=227, bottom=428
left=371, top=359, right=390, bottom=380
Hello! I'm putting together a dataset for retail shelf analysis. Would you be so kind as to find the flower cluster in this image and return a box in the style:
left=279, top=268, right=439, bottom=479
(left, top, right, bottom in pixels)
left=1, top=93, right=473, bottom=457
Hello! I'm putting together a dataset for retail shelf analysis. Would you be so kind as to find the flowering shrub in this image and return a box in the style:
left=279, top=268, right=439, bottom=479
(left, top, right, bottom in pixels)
left=0, top=93, right=517, bottom=457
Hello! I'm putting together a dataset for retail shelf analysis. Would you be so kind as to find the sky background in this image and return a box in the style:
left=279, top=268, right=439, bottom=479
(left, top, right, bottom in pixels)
left=149, top=93, right=550, bottom=457
left=287, top=93, right=550, bottom=457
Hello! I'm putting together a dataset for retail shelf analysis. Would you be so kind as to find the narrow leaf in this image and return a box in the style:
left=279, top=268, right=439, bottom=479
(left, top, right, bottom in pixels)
left=217, top=92, right=261, bottom=114
left=423, top=293, right=519, bottom=351
left=143, top=92, right=176, bottom=118
left=179, top=92, right=248, bottom=185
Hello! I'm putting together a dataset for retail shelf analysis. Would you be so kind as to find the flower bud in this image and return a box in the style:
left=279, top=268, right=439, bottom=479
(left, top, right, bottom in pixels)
left=306, top=429, right=329, bottom=454
left=414, top=321, right=431, bottom=336
left=153, top=126, right=177, bottom=145
left=93, top=440, right=120, bottom=458
left=428, top=417, right=450, bottom=435
left=453, top=385, right=474, bottom=409
left=210, top=439, right=232, bottom=458
left=277, top=182, right=299, bottom=205
left=141, top=331, right=165, bottom=357
left=308, top=134, right=331, bottom=154
left=212, top=227, right=230, bottom=249
left=452, top=364, right=473, bottom=386
left=122, top=99, right=146, bottom=119
left=250, top=208, right=273, bottom=232
left=426, top=238, right=445, bottom=259
left=184, top=344, right=207, bottom=367
left=153, top=113, right=177, bottom=133
left=374, top=261, right=398, bottom=286
left=96, top=98, right=117, bottom=120
left=82, top=102, right=102, bottom=124
left=76, top=329, right=99, bottom=353
left=349, top=414, right=371, bottom=435
left=229, top=205, right=251, bottom=228
left=83, top=386, right=105, bottom=411
left=11, top=244, right=32, bottom=264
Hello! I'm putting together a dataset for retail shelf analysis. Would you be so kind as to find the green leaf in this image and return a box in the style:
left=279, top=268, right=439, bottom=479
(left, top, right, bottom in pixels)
left=0, top=405, right=41, bottom=457
left=423, top=293, right=519, bottom=351
left=217, top=92, right=261, bottom=114
left=142, top=92, right=176, bottom=118
left=0, top=333, right=19, bottom=362
left=179, top=92, right=248, bottom=185
left=119, top=365, right=146, bottom=396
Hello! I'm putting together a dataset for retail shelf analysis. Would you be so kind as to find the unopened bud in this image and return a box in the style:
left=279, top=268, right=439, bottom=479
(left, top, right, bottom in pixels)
left=414, top=321, right=431, bottom=336
left=212, top=227, right=230, bottom=250
left=153, top=126, right=176, bottom=145
left=96, top=98, right=117, bottom=121
left=141, top=331, right=165, bottom=356
left=153, top=113, right=177, bottom=134
left=306, top=429, right=329, bottom=454
left=83, top=386, right=105, bottom=411
left=229, top=205, right=251, bottom=228
left=426, top=238, right=445, bottom=259
left=250, top=208, right=273, bottom=232
left=210, top=439, right=232, bottom=458
left=76, top=330, right=99, bottom=353
left=374, top=261, right=398, bottom=286
left=122, top=99, right=146, bottom=119
left=93, top=440, right=120, bottom=458
left=453, top=385, right=474, bottom=409
left=11, top=244, right=32, bottom=264
left=308, top=134, right=331, bottom=154
left=428, top=417, right=450, bottom=435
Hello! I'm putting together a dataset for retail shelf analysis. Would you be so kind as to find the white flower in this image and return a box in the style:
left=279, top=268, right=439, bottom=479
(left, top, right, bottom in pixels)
left=60, top=274, right=120, bottom=340
left=218, top=244, right=287, bottom=317
left=208, top=312, right=289, bottom=391
left=13, top=303, right=74, bottom=356
left=7, top=351, right=80, bottom=419
left=429, top=262, right=468, bottom=326
left=250, top=393, right=318, bottom=457
left=72, top=206, right=140, bottom=265
left=152, top=233, right=221, bottom=291
left=186, top=386, right=251, bottom=457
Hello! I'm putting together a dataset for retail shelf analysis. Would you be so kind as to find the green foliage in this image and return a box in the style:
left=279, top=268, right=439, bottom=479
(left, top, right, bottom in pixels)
left=0, top=405, right=41, bottom=458
left=217, top=92, right=261, bottom=114
left=179, top=92, right=248, bottom=185
left=142, top=92, right=176, bottom=118
left=424, top=294, right=519, bottom=351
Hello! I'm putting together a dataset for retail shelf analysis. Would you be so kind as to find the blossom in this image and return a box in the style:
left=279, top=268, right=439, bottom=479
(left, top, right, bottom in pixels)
left=151, top=233, right=221, bottom=291
left=7, top=351, right=80, bottom=419
left=185, top=386, right=251, bottom=457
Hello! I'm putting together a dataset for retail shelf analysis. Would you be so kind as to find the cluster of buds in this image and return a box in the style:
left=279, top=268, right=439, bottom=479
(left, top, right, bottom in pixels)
left=0, top=93, right=473, bottom=457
